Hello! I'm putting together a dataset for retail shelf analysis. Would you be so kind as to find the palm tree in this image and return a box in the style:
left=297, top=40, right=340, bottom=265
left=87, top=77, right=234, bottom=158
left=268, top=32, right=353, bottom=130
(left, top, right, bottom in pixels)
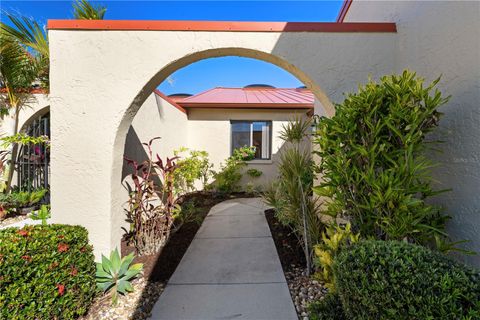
left=73, top=0, right=107, bottom=20
left=0, top=15, right=48, bottom=192
left=1, top=14, right=49, bottom=87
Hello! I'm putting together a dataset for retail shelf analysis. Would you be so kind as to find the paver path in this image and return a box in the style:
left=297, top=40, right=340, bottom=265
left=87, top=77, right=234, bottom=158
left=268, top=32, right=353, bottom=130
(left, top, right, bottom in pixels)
left=150, top=198, right=297, bottom=320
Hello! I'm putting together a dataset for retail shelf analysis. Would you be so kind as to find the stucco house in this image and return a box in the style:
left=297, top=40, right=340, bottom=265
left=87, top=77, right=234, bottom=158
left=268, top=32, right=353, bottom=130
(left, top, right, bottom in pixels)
left=124, top=85, right=313, bottom=190
left=0, top=0, right=478, bottom=266
left=1, top=85, right=313, bottom=197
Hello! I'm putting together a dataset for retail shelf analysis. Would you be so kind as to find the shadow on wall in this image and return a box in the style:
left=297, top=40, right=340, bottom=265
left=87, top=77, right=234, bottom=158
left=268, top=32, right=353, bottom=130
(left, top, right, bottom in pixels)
left=271, top=16, right=479, bottom=266
left=121, top=126, right=163, bottom=191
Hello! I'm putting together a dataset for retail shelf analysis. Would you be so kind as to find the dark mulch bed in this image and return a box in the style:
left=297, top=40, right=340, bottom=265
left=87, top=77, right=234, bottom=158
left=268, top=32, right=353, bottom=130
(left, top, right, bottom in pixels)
left=121, top=191, right=256, bottom=282
left=264, top=208, right=306, bottom=272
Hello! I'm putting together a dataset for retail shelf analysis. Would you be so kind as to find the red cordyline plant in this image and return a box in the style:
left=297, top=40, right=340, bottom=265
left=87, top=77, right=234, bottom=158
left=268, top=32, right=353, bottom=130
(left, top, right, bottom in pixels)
left=124, top=137, right=179, bottom=256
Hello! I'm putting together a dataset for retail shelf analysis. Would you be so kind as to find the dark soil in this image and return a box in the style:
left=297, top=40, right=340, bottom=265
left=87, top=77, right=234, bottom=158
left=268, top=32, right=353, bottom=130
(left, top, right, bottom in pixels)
left=264, top=208, right=306, bottom=273
left=121, top=191, right=256, bottom=282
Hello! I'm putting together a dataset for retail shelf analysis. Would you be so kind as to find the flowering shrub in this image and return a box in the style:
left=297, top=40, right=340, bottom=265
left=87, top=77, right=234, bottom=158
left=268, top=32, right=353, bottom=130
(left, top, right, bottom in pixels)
left=0, top=224, right=96, bottom=319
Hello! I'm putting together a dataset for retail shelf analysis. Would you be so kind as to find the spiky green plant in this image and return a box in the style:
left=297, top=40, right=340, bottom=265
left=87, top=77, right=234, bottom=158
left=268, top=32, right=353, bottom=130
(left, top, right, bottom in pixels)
left=95, top=249, right=143, bottom=305
left=279, top=115, right=312, bottom=143
left=314, top=70, right=454, bottom=248
left=73, top=0, right=107, bottom=20
left=264, top=115, right=324, bottom=274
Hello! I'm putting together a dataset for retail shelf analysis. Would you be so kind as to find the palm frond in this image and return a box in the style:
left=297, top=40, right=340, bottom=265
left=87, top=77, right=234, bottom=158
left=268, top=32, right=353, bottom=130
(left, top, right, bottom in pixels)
left=0, top=31, right=38, bottom=110
left=0, top=13, right=49, bottom=59
left=0, top=13, right=49, bottom=88
left=73, top=0, right=107, bottom=20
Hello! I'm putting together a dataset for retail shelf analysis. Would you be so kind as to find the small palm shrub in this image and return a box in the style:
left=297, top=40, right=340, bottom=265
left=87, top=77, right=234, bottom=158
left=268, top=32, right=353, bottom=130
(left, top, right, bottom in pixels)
left=314, top=70, right=453, bottom=247
left=0, top=225, right=96, bottom=319
left=308, top=293, right=346, bottom=320
left=263, top=116, right=324, bottom=273
left=334, top=240, right=480, bottom=320
left=124, top=137, right=179, bottom=255
left=279, top=115, right=312, bottom=143
left=96, top=249, right=143, bottom=305
left=173, top=147, right=212, bottom=195
left=313, top=223, right=359, bottom=291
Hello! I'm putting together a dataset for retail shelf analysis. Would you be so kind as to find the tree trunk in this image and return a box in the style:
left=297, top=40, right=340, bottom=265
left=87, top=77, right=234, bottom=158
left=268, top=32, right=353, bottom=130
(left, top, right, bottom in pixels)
left=5, top=105, right=20, bottom=193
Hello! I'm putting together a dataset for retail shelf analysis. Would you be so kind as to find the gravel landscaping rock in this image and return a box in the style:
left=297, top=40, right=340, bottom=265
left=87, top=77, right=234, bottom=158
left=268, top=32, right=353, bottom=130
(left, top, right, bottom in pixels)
left=81, top=276, right=165, bottom=320
left=285, top=266, right=328, bottom=319
left=0, top=214, right=28, bottom=228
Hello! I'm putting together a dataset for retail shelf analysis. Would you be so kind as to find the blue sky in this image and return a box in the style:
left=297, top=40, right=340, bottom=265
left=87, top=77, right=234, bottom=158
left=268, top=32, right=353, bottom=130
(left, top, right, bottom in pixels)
left=1, top=1, right=343, bottom=95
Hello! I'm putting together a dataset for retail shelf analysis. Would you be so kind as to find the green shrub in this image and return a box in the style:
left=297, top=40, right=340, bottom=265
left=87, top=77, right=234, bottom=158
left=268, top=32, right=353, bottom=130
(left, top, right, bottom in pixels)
left=0, top=188, right=46, bottom=210
left=232, top=145, right=256, bottom=161
left=212, top=147, right=256, bottom=193
left=213, top=157, right=244, bottom=193
left=173, top=147, right=212, bottom=195
left=0, top=224, right=96, bottom=319
left=314, top=71, right=452, bottom=247
left=309, top=293, right=346, bottom=320
left=246, top=168, right=262, bottom=178
left=313, top=223, right=359, bottom=291
left=334, top=240, right=480, bottom=320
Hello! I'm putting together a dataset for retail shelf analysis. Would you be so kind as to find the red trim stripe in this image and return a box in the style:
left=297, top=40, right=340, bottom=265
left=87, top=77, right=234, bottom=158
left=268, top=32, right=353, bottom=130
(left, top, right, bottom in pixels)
left=47, top=20, right=396, bottom=33
left=154, top=90, right=187, bottom=114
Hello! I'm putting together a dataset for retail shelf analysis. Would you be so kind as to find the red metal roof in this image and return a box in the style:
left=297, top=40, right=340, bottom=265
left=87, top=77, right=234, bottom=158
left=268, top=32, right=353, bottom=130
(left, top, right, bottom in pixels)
left=177, top=87, right=314, bottom=109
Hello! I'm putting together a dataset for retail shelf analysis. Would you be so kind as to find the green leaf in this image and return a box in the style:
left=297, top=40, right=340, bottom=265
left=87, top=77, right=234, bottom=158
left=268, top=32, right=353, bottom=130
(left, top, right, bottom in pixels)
left=110, top=248, right=121, bottom=272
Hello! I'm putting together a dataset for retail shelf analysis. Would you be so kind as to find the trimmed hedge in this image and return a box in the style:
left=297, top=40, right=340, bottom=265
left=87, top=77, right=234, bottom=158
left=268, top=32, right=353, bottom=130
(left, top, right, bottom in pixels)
left=309, top=293, right=346, bottom=320
left=0, top=224, right=96, bottom=319
left=334, top=240, right=480, bottom=320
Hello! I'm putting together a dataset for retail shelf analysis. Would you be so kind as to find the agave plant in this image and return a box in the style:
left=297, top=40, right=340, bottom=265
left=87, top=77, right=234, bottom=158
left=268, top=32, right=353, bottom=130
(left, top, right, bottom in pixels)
left=95, top=249, right=143, bottom=305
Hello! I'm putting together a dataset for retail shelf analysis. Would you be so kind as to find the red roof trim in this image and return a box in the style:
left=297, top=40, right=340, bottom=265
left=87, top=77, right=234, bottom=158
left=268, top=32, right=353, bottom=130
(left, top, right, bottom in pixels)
left=337, top=0, right=354, bottom=23
left=47, top=20, right=396, bottom=33
left=154, top=90, right=187, bottom=114
left=177, top=103, right=313, bottom=110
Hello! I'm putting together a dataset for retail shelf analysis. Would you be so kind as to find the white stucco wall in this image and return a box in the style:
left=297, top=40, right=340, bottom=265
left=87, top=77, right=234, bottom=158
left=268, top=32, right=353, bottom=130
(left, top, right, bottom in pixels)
left=48, top=27, right=396, bottom=258
left=0, top=94, right=50, bottom=136
left=345, top=0, right=480, bottom=267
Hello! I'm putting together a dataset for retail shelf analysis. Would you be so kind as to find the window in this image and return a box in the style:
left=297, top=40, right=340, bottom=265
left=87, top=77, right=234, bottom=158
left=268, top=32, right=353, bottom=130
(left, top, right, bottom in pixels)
left=231, top=121, right=272, bottom=160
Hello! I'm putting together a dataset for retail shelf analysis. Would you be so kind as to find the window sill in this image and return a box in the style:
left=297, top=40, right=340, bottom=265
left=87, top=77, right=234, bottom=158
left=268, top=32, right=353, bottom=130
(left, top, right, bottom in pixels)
left=246, top=159, right=273, bottom=165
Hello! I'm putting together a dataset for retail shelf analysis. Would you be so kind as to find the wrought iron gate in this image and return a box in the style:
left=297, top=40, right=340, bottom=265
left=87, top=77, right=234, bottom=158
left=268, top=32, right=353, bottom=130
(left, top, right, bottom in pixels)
left=16, top=112, right=50, bottom=196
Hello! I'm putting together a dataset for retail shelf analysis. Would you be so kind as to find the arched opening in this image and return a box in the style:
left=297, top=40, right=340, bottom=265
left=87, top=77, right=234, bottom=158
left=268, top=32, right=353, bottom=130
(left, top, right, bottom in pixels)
left=16, top=106, right=50, bottom=196
left=111, top=47, right=334, bottom=265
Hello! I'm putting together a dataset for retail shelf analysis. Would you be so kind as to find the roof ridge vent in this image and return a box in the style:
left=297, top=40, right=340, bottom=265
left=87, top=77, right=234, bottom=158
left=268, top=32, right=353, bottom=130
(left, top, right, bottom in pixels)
left=243, top=84, right=276, bottom=89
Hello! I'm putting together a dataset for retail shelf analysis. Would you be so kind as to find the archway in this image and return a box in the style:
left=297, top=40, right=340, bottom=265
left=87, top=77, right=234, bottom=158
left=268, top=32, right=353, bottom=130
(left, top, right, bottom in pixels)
left=110, top=48, right=334, bottom=253
left=48, top=21, right=396, bottom=258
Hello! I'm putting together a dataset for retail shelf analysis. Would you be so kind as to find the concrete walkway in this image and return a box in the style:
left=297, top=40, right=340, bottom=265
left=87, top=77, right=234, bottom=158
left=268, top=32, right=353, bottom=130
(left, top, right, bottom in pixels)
left=151, top=198, right=297, bottom=320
